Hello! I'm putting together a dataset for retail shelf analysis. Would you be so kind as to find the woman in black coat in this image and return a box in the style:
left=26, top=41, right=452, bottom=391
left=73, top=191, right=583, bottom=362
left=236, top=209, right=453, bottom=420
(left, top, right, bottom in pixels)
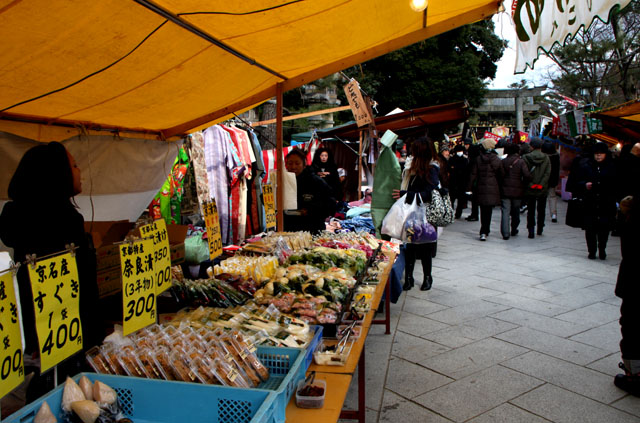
left=0, top=142, right=103, bottom=402
left=284, top=149, right=336, bottom=233
left=566, top=142, right=617, bottom=259
left=393, top=137, right=441, bottom=291
left=448, top=144, right=469, bottom=219
left=310, top=147, right=342, bottom=201
left=469, top=138, right=504, bottom=241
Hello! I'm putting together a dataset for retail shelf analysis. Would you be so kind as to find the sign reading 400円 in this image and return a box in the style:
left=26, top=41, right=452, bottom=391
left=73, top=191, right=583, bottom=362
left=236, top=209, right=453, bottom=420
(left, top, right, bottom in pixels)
left=28, top=252, right=82, bottom=372
left=119, top=239, right=157, bottom=336
left=203, top=199, right=223, bottom=259
left=140, top=219, right=172, bottom=295
left=0, top=266, right=24, bottom=398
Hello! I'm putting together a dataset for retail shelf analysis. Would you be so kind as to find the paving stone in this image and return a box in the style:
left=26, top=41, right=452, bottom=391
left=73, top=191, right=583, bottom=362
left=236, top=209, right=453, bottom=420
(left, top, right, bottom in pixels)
left=485, top=293, right=572, bottom=316
left=511, top=384, right=639, bottom=423
left=421, top=317, right=517, bottom=349
left=396, top=312, right=449, bottom=337
left=612, top=396, right=640, bottom=418
left=536, top=276, right=601, bottom=294
left=379, top=390, right=452, bottom=423
left=385, top=356, right=453, bottom=399
left=484, top=271, right=545, bottom=287
left=467, top=403, right=552, bottom=423
left=391, top=331, right=450, bottom=364
left=479, top=279, right=556, bottom=300
left=542, top=286, right=616, bottom=309
left=495, top=327, right=610, bottom=365
left=413, top=365, right=543, bottom=422
left=502, top=351, right=627, bottom=403
left=569, top=321, right=621, bottom=353
left=419, top=290, right=484, bottom=307
left=528, top=268, right=579, bottom=282
left=586, top=353, right=622, bottom=376
left=418, top=337, right=528, bottom=379
left=427, top=300, right=510, bottom=325
left=491, top=308, right=591, bottom=337
left=402, top=296, right=449, bottom=317
left=555, top=302, right=621, bottom=326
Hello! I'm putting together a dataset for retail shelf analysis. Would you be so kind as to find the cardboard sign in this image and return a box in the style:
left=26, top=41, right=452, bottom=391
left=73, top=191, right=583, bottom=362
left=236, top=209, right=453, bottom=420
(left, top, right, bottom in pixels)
left=120, top=239, right=157, bottom=336
left=0, top=266, right=24, bottom=398
left=140, top=220, right=172, bottom=295
left=262, top=184, right=276, bottom=230
left=28, top=252, right=82, bottom=372
left=203, top=199, right=223, bottom=259
left=344, top=79, right=373, bottom=127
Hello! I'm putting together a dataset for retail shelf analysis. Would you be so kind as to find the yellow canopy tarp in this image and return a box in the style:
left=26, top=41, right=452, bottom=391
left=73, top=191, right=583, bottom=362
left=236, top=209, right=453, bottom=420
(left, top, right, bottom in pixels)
left=0, top=0, right=501, bottom=141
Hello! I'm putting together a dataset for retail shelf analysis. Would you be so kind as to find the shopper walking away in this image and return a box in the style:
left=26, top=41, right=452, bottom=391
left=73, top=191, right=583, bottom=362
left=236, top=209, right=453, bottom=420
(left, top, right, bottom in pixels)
left=543, top=141, right=560, bottom=222
left=393, top=136, right=441, bottom=291
left=468, top=138, right=504, bottom=241
left=613, top=143, right=640, bottom=396
left=464, top=138, right=481, bottom=221
left=566, top=142, right=617, bottom=259
left=522, top=137, right=551, bottom=238
left=449, top=144, right=469, bottom=219
left=500, top=143, right=531, bottom=239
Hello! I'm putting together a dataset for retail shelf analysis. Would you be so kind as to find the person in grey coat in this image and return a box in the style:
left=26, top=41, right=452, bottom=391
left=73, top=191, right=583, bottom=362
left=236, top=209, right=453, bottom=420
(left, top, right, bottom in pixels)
left=523, top=137, right=551, bottom=238
left=469, top=138, right=504, bottom=241
left=500, top=143, right=531, bottom=239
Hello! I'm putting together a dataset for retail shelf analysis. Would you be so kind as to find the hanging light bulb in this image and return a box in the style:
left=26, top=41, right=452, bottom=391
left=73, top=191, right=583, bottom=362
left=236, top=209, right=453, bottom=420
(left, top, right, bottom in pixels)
left=410, top=0, right=428, bottom=12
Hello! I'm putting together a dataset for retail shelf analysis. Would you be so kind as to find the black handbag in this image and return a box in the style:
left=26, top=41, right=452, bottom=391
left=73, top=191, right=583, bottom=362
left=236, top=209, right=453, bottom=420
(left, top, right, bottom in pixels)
left=566, top=197, right=584, bottom=228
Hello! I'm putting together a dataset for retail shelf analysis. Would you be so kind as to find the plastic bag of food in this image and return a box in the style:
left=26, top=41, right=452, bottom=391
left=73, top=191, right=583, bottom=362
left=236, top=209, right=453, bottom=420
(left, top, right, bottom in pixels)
left=61, top=377, right=85, bottom=412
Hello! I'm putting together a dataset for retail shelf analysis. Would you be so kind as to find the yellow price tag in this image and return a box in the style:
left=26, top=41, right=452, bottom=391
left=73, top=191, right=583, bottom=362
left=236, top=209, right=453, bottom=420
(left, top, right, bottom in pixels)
left=28, top=252, right=83, bottom=373
left=119, top=239, right=157, bottom=336
left=262, top=183, right=276, bottom=230
left=203, top=199, right=223, bottom=259
left=0, top=269, right=25, bottom=398
left=140, top=220, right=172, bottom=295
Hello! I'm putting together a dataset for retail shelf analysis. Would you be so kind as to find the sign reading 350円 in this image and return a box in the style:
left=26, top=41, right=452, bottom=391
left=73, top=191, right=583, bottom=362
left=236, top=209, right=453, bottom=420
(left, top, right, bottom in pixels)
left=28, top=252, right=82, bottom=372
left=119, top=239, right=157, bottom=336
left=140, top=219, right=172, bottom=295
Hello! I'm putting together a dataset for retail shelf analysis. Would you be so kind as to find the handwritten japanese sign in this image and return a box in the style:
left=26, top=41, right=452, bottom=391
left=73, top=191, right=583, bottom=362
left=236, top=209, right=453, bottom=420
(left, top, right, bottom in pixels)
left=120, top=239, right=156, bottom=336
left=203, top=199, right=223, bottom=259
left=262, top=184, right=276, bottom=230
left=140, top=220, right=172, bottom=295
left=344, top=79, right=373, bottom=127
left=0, top=264, right=24, bottom=398
left=28, top=252, right=82, bottom=372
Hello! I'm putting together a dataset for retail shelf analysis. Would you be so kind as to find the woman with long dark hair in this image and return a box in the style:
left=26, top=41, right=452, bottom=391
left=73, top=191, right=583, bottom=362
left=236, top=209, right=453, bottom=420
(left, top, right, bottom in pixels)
left=310, top=147, right=342, bottom=201
left=393, top=137, right=441, bottom=291
left=0, top=142, right=103, bottom=402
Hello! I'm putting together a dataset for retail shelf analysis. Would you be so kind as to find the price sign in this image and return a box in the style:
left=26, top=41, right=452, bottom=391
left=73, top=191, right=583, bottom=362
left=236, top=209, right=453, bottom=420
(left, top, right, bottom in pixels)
left=0, top=268, right=24, bottom=398
left=262, top=183, right=276, bottom=230
left=120, top=239, right=156, bottom=336
left=140, top=220, right=172, bottom=295
left=28, top=252, right=82, bottom=372
left=203, top=199, right=223, bottom=259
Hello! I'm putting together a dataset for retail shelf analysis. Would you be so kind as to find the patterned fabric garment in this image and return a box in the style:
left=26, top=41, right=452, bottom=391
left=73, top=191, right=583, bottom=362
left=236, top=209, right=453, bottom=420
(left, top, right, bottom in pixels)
left=221, top=125, right=249, bottom=243
left=248, top=130, right=266, bottom=233
left=203, top=126, right=244, bottom=245
left=188, top=132, right=211, bottom=215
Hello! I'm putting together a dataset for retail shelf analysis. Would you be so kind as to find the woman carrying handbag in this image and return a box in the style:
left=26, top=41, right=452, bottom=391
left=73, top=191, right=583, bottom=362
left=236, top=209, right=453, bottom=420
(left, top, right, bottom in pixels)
left=393, top=136, right=442, bottom=291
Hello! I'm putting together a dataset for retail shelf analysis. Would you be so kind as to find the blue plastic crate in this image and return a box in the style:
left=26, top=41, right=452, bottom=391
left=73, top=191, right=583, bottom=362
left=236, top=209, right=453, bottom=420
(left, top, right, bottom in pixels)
left=4, top=372, right=278, bottom=423
left=303, top=325, right=323, bottom=370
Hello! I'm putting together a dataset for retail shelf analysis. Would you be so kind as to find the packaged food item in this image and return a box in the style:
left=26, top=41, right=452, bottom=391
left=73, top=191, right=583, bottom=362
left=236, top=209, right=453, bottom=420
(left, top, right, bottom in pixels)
left=78, top=375, right=93, bottom=401
left=85, top=346, right=112, bottom=374
left=138, top=348, right=169, bottom=380
left=61, top=377, right=85, bottom=412
left=93, top=380, right=117, bottom=406
left=70, top=400, right=100, bottom=423
left=34, top=401, right=56, bottom=423
left=296, top=378, right=326, bottom=409
left=313, top=338, right=353, bottom=366
left=116, top=347, right=152, bottom=378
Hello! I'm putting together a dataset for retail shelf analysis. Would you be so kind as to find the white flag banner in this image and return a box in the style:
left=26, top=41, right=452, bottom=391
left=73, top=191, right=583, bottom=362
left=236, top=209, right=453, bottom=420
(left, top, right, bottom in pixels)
left=513, top=0, right=632, bottom=72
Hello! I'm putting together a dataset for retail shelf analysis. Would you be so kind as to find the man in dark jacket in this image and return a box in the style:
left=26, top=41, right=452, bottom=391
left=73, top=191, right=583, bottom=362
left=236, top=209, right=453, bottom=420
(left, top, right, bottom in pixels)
left=500, top=143, right=531, bottom=239
left=543, top=141, right=561, bottom=222
left=448, top=144, right=469, bottom=219
left=469, top=138, right=504, bottom=241
left=523, top=137, right=551, bottom=238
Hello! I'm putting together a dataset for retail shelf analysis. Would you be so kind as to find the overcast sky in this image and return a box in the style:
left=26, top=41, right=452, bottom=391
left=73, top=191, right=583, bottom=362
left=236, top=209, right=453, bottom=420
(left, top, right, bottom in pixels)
left=489, top=6, right=558, bottom=89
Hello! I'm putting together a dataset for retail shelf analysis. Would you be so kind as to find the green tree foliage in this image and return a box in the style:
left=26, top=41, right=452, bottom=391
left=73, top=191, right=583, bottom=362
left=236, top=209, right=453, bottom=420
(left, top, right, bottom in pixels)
left=547, top=1, right=640, bottom=107
left=338, top=20, right=506, bottom=116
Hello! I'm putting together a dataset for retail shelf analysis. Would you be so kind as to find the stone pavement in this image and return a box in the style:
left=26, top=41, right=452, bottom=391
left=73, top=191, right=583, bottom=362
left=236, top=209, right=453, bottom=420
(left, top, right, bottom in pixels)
left=341, top=200, right=640, bottom=422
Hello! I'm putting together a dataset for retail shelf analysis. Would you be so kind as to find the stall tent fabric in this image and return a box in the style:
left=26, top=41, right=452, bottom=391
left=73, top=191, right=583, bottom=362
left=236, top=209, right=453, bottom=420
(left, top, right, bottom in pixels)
left=0, top=0, right=502, bottom=142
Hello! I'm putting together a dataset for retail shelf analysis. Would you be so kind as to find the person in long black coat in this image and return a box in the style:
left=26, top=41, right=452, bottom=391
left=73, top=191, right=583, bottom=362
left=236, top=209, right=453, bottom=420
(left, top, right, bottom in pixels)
left=448, top=144, right=469, bottom=219
left=566, top=142, right=617, bottom=259
left=0, top=142, right=103, bottom=402
left=500, top=143, right=531, bottom=239
left=468, top=138, right=504, bottom=241
left=613, top=142, right=640, bottom=396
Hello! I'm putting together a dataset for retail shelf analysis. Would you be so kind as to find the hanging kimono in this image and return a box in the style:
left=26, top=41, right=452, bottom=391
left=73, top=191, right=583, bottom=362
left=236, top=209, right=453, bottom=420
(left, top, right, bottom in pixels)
left=248, top=130, right=266, bottom=233
left=188, top=132, right=211, bottom=215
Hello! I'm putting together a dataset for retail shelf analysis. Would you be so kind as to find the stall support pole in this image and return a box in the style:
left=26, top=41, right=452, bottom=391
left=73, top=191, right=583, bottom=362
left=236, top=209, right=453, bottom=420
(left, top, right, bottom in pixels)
left=276, top=83, right=284, bottom=231
left=357, top=130, right=363, bottom=197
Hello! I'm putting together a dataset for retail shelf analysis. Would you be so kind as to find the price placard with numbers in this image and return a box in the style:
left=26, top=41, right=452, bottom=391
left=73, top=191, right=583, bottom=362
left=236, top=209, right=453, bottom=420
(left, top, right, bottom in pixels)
left=28, top=252, right=82, bottom=372
left=119, top=239, right=157, bottom=336
left=0, top=265, right=24, bottom=398
left=203, top=199, right=223, bottom=259
left=262, top=183, right=276, bottom=230
left=140, top=220, right=172, bottom=295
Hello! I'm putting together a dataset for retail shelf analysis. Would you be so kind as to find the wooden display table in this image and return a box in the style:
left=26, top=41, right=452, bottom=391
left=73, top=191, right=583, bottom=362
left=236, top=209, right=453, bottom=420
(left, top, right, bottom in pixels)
left=286, top=252, right=396, bottom=422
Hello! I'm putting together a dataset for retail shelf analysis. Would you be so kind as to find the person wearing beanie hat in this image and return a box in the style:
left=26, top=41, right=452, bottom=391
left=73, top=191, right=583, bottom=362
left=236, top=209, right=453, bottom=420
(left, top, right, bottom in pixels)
left=522, top=137, right=551, bottom=238
left=468, top=137, right=504, bottom=241
left=449, top=143, right=470, bottom=219
left=566, top=141, right=617, bottom=259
